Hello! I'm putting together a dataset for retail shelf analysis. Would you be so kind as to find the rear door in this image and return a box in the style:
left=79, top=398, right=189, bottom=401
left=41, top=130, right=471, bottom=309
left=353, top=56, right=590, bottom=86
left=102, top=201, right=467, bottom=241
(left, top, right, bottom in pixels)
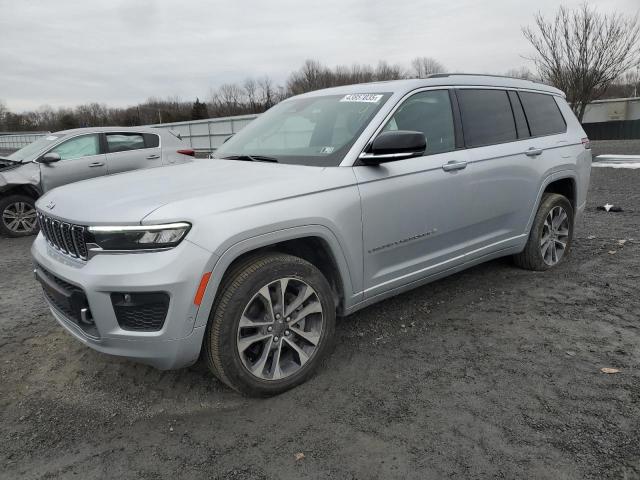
left=39, top=133, right=107, bottom=192
left=104, top=131, right=162, bottom=174
left=453, top=88, right=540, bottom=255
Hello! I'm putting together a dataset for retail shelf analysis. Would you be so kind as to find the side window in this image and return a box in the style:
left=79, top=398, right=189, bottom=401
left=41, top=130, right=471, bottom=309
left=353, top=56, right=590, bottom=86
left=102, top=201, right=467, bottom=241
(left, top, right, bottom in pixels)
left=457, top=89, right=517, bottom=147
left=518, top=92, right=566, bottom=136
left=106, top=133, right=146, bottom=153
left=507, top=91, right=530, bottom=139
left=382, top=90, right=455, bottom=155
left=49, top=134, right=100, bottom=160
left=143, top=133, right=160, bottom=148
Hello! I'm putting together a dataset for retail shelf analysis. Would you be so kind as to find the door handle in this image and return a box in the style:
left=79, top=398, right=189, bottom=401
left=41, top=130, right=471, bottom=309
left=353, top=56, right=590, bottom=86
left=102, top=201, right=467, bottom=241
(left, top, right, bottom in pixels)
left=442, top=160, right=467, bottom=172
left=146, top=154, right=160, bottom=160
left=88, top=161, right=104, bottom=167
left=525, top=147, right=543, bottom=157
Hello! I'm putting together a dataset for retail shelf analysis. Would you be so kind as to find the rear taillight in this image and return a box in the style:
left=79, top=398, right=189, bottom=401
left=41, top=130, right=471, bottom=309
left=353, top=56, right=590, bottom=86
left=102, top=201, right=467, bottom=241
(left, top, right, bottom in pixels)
left=177, top=149, right=195, bottom=157
left=581, top=137, right=591, bottom=150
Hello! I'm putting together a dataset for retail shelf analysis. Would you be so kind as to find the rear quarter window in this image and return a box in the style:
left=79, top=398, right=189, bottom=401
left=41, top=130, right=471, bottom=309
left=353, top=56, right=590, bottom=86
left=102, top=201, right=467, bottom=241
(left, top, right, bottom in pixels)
left=456, top=89, right=517, bottom=148
left=143, top=133, right=160, bottom=148
left=518, top=92, right=567, bottom=136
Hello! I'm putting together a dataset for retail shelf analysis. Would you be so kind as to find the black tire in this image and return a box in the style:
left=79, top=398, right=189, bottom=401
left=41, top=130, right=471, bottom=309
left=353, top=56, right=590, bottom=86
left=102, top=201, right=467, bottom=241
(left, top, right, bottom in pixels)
left=204, top=253, right=336, bottom=396
left=0, top=194, right=39, bottom=238
left=514, top=193, right=574, bottom=271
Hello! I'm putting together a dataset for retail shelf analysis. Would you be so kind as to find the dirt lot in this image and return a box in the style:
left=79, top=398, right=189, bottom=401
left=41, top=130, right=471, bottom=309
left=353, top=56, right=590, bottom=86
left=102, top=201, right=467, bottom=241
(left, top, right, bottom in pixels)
left=1, top=167, right=639, bottom=480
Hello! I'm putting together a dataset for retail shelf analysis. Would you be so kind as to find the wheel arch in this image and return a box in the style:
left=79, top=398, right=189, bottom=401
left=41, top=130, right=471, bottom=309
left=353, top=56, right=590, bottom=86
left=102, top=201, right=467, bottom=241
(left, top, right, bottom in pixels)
left=0, top=184, right=41, bottom=200
left=193, top=225, right=358, bottom=328
left=543, top=176, right=577, bottom=211
left=525, top=171, right=578, bottom=235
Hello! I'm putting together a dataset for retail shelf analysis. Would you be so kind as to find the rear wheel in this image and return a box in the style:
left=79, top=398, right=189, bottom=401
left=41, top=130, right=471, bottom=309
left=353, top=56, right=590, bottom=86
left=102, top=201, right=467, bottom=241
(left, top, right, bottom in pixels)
left=204, top=253, right=336, bottom=396
left=0, top=195, right=39, bottom=237
left=514, top=193, right=573, bottom=271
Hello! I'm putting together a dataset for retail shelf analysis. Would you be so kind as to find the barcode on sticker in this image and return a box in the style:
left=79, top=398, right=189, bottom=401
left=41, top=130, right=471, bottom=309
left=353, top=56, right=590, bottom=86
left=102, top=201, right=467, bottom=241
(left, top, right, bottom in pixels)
left=340, top=94, right=383, bottom=103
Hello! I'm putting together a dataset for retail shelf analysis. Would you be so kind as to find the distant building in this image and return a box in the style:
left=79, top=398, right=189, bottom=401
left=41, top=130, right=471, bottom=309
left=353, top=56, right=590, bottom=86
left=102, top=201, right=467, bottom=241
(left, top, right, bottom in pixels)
left=582, top=97, right=640, bottom=123
left=581, top=97, right=640, bottom=140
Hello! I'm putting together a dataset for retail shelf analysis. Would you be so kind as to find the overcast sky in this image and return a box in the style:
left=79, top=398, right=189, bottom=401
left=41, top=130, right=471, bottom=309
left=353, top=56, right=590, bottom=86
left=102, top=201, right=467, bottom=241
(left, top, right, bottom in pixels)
left=1, top=0, right=637, bottom=111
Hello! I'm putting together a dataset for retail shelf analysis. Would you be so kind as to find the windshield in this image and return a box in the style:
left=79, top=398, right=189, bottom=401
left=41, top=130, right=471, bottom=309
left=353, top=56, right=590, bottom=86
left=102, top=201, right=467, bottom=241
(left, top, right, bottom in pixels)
left=7, top=135, right=63, bottom=162
left=214, top=93, right=391, bottom=166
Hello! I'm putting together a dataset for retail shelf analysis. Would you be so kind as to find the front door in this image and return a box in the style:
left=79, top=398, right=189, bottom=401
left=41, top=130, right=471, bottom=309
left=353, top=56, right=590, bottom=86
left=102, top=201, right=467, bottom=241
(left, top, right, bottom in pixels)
left=355, top=89, right=474, bottom=299
left=40, top=133, right=107, bottom=192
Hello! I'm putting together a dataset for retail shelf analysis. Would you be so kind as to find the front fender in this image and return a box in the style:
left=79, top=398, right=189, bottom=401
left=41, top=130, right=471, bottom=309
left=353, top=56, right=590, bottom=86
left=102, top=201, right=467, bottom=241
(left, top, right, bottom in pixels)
left=0, top=162, right=42, bottom=196
left=192, top=224, right=360, bottom=328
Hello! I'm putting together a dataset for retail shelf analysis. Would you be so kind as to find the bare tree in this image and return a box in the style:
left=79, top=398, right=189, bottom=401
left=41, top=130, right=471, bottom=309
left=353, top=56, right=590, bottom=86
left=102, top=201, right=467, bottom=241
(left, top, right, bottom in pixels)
left=257, top=76, right=277, bottom=109
left=523, top=3, right=640, bottom=121
left=620, top=67, right=640, bottom=97
left=410, top=57, right=446, bottom=78
left=374, top=61, right=406, bottom=81
left=287, top=59, right=332, bottom=95
left=243, top=78, right=258, bottom=112
left=0, top=100, right=7, bottom=130
left=504, top=66, right=537, bottom=81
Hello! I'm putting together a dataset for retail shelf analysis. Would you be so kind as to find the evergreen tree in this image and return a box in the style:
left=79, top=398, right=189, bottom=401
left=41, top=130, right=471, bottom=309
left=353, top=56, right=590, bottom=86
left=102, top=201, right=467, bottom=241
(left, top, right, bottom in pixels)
left=191, top=98, right=209, bottom=120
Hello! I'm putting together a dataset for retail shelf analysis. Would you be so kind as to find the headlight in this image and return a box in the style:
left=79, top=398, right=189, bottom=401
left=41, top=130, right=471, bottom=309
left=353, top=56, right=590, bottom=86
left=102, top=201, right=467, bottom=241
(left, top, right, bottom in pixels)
left=86, top=222, right=191, bottom=251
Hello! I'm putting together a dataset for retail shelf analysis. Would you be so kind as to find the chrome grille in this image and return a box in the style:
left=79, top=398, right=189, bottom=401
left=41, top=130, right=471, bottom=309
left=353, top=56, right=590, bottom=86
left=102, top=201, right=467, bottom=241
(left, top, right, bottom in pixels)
left=37, top=212, right=88, bottom=260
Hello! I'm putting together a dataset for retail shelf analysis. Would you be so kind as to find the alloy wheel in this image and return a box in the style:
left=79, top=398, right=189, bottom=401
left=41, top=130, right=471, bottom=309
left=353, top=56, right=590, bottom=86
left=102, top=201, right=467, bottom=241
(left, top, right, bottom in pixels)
left=2, top=201, right=37, bottom=234
left=540, top=206, right=569, bottom=266
left=236, top=277, right=324, bottom=381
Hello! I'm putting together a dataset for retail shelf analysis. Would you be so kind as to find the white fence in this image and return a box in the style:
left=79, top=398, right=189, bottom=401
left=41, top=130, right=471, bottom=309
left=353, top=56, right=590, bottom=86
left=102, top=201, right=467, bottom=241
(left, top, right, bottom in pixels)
left=150, top=114, right=259, bottom=154
left=0, top=132, right=50, bottom=153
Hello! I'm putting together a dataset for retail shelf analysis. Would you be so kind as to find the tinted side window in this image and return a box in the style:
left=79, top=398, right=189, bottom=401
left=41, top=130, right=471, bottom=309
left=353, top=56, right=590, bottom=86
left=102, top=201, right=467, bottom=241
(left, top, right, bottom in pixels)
left=143, top=133, right=160, bottom=148
left=457, top=89, right=517, bottom=147
left=50, top=134, right=100, bottom=160
left=382, top=90, right=455, bottom=155
left=507, top=91, right=530, bottom=139
left=518, top=92, right=566, bottom=136
left=106, top=133, right=146, bottom=153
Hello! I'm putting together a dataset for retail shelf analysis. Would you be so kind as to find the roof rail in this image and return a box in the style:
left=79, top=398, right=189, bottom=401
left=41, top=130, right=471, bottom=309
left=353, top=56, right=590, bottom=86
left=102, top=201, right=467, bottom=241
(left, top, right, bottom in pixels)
left=427, top=72, right=540, bottom=82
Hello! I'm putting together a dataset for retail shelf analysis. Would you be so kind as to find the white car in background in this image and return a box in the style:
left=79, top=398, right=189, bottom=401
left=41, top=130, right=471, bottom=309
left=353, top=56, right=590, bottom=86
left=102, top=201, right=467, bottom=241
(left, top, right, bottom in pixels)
left=0, top=127, right=195, bottom=237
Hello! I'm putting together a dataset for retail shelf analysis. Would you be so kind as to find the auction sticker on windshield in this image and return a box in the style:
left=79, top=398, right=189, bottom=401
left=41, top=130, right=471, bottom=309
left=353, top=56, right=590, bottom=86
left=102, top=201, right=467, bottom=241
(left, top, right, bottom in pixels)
left=340, top=94, right=384, bottom=103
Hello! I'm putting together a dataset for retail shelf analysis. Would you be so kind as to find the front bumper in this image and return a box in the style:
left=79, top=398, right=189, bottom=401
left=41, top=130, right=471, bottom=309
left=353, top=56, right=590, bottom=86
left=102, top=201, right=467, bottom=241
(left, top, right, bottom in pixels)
left=31, top=233, right=215, bottom=369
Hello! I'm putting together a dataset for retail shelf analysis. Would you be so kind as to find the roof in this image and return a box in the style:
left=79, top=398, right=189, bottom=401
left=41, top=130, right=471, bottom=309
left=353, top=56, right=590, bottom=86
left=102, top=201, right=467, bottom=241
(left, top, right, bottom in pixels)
left=54, top=126, right=163, bottom=135
left=300, top=74, right=564, bottom=98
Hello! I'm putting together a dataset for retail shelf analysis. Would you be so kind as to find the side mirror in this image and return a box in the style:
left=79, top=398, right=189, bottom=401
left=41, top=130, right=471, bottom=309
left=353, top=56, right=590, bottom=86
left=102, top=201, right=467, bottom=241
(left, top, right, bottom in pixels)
left=39, top=152, right=61, bottom=164
left=360, top=130, right=426, bottom=165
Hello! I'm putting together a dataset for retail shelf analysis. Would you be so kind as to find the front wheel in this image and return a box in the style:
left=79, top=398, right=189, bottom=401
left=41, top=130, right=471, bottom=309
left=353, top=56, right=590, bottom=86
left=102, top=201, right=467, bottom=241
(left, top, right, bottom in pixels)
left=0, top=195, right=39, bottom=237
left=204, top=253, right=336, bottom=396
left=514, top=193, right=574, bottom=271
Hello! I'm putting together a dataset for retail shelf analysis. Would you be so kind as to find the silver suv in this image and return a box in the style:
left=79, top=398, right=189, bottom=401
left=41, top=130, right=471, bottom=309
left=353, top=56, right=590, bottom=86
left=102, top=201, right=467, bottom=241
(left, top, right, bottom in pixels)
left=0, top=127, right=194, bottom=237
left=31, top=75, right=591, bottom=396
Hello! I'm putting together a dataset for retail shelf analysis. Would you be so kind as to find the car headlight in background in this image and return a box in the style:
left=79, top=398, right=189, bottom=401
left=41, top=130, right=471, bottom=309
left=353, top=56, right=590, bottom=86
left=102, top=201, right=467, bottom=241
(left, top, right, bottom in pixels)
left=86, top=222, right=191, bottom=251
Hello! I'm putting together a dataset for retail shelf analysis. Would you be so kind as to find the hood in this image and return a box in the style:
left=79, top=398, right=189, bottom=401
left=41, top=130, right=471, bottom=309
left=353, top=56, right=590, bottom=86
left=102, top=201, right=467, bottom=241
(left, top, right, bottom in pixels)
left=36, top=159, right=356, bottom=225
left=0, top=160, right=22, bottom=172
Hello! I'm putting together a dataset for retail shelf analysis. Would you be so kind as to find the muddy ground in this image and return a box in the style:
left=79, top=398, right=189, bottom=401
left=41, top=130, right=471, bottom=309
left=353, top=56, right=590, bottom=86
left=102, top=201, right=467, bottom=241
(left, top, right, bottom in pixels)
left=1, top=167, right=639, bottom=480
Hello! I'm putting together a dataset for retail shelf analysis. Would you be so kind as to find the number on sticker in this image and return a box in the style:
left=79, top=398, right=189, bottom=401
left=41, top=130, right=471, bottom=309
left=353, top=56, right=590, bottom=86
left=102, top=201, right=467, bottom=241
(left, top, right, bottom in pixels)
left=340, top=94, right=383, bottom=103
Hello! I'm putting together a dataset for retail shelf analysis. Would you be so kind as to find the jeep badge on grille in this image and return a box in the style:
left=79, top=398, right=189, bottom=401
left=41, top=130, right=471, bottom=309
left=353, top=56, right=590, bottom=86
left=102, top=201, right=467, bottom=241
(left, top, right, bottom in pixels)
left=46, top=200, right=55, bottom=210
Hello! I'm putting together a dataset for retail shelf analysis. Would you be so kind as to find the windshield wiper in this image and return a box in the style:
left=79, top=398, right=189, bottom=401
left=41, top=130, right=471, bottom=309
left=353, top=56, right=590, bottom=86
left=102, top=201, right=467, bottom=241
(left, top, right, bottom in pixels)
left=0, top=157, right=20, bottom=164
left=221, top=154, right=278, bottom=163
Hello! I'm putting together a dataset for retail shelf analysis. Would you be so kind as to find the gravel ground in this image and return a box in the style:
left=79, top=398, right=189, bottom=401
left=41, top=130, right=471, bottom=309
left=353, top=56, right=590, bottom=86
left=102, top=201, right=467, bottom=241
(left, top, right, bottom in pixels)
left=1, top=167, right=639, bottom=480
